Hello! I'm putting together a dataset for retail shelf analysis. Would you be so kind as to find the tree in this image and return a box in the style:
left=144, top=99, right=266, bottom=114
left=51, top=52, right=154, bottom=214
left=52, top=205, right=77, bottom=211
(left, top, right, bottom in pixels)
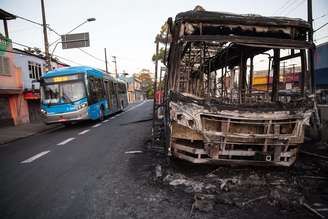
left=136, top=69, right=154, bottom=99
left=152, top=47, right=166, bottom=64
left=152, top=22, right=170, bottom=64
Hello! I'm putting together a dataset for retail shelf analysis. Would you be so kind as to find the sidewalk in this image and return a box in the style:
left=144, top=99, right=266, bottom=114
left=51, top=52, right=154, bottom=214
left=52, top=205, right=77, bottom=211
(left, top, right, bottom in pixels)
left=0, top=122, right=62, bottom=145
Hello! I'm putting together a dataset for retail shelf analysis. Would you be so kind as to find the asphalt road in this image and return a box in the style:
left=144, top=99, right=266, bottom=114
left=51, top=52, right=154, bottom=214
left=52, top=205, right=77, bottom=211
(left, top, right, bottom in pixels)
left=0, top=100, right=186, bottom=219
left=2, top=100, right=326, bottom=219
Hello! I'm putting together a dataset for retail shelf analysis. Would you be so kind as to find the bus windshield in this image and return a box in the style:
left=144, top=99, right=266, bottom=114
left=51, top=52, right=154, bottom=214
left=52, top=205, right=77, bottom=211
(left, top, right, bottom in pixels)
left=41, top=81, right=86, bottom=105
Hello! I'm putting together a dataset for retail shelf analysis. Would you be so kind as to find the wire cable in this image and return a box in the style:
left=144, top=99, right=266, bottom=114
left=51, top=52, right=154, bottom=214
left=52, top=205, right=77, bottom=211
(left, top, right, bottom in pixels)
left=78, top=48, right=105, bottom=63
left=314, top=22, right=328, bottom=32
left=314, top=13, right=328, bottom=21
left=14, top=13, right=106, bottom=66
left=274, top=0, right=295, bottom=14
left=284, top=0, right=306, bottom=16
left=10, top=40, right=86, bottom=66
left=16, top=15, right=43, bottom=27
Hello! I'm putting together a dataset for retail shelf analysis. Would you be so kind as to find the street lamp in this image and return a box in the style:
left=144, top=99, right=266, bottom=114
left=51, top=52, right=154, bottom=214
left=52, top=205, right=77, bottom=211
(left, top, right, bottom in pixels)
left=87, top=18, right=96, bottom=22
left=47, top=17, right=96, bottom=69
left=48, top=17, right=96, bottom=47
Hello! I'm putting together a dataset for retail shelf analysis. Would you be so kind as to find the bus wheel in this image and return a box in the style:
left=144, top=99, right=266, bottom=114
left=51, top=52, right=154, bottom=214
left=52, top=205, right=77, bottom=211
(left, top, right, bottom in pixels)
left=63, top=122, right=73, bottom=127
left=99, top=107, right=104, bottom=121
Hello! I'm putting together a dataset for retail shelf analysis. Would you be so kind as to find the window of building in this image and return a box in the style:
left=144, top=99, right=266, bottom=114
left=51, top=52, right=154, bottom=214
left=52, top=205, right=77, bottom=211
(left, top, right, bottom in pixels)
left=28, top=61, right=42, bottom=80
left=0, top=56, right=10, bottom=75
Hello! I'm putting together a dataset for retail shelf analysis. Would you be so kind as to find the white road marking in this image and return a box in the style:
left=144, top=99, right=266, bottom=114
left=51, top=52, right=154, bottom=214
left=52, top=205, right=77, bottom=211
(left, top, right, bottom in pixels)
left=103, top=119, right=109, bottom=123
left=111, top=116, right=116, bottom=119
left=57, top=137, right=75, bottom=145
left=21, top=151, right=50, bottom=164
left=125, top=150, right=143, bottom=154
left=78, top=129, right=90, bottom=135
left=92, top=123, right=101, bottom=128
left=125, top=102, right=145, bottom=112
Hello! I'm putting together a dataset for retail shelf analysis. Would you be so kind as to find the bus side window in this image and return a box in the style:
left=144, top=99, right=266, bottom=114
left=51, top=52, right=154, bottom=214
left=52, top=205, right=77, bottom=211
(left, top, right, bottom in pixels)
left=88, top=76, right=97, bottom=104
left=97, top=78, right=105, bottom=100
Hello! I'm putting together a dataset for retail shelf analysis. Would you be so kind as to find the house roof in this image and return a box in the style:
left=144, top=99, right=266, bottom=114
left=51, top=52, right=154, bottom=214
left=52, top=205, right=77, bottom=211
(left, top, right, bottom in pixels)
left=0, top=9, right=16, bottom=20
left=13, top=48, right=69, bottom=67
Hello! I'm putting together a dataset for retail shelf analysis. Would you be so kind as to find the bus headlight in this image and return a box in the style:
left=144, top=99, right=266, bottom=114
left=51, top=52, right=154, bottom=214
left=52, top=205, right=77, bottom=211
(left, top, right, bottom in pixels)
left=77, top=102, right=88, bottom=110
left=40, top=108, right=47, bottom=114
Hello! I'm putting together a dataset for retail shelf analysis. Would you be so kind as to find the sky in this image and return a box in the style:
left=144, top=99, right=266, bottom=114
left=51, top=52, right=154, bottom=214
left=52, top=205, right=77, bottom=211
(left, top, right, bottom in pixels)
left=1, top=0, right=328, bottom=75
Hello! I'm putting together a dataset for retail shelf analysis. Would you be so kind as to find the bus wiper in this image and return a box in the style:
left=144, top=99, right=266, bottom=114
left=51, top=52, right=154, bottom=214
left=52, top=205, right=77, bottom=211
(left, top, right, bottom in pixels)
left=62, top=93, right=73, bottom=104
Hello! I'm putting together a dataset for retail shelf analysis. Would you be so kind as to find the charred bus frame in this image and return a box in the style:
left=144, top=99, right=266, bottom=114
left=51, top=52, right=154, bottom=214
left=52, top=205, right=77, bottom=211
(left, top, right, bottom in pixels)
left=162, top=9, right=315, bottom=166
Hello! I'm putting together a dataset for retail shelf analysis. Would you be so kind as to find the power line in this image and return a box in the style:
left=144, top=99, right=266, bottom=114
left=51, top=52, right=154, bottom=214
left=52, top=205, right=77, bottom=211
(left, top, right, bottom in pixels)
left=46, top=24, right=106, bottom=64
left=11, top=41, right=34, bottom=49
left=10, top=40, right=85, bottom=66
left=273, top=0, right=294, bottom=15
left=13, top=29, right=106, bottom=65
left=314, top=13, right=328, bottom=21
left=279, top=0, right=299, bottom=15
left=78, top=48, right=105, bottom=63
left=284, top=0, right=306, bottom=16
left=14, top=12, right=105, bottom=66
left=314, top=22, right=328, bottom=32
left=16, top=15, right=43, bottom=27
left=52, top=54, right=84, bottom=66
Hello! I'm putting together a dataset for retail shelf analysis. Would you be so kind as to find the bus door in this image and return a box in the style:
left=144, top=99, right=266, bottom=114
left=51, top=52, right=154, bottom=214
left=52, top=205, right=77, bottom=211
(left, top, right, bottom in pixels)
left=104, top=80, right=111, bottom=110
left=110, top=81, right=118, bottom=111
left=114, top=82, right=120, bottom=110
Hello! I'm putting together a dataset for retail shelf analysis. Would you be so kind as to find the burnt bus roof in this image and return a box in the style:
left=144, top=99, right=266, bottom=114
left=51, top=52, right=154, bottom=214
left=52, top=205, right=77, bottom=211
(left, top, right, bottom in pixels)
left=175, top=10, right=310, bottom=30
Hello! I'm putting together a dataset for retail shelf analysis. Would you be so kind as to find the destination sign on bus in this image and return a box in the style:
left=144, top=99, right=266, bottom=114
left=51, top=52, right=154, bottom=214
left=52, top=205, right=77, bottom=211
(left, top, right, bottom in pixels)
left=44, top=74, right=83, bottom=83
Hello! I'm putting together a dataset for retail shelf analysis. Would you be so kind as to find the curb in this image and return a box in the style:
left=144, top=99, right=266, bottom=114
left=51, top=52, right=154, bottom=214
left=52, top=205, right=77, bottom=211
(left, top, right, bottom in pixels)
left=0, top=124, right=63, bottom=146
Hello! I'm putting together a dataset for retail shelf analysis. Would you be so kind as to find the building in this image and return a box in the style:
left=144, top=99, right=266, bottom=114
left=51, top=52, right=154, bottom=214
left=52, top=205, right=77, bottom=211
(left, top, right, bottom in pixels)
left=0, top=9, right=29, bottom=127
left=315, top=42, right=328, bottom=89
left=13, top=48, right=69, bottom=123
left=126, top=75, right=145, bottom=103
left=252, top=66, right=301, bottom=91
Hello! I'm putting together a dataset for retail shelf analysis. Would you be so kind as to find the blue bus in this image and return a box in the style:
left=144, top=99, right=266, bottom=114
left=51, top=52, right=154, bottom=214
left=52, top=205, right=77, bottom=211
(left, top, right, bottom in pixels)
left=40, top=66, right=128, bottom=125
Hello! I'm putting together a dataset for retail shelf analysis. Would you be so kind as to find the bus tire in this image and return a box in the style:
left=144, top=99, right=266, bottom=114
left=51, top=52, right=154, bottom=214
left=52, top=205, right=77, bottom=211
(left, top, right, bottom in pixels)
left=63, top=122, right=73, bottom=127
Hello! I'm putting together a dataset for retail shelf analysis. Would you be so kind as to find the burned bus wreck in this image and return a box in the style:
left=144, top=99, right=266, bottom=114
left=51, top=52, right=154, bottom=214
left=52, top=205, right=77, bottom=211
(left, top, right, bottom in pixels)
left=163, top=8, right=314, bottom=166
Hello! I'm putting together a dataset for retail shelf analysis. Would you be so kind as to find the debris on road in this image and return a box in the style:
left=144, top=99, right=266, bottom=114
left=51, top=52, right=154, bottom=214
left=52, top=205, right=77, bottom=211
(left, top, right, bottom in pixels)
left=152, top=146, right=328, bottom=218
left=155, top=164, right=162, bottom=178
left=192, top=193, right=215, bottom=213
left=302, top=202, right=326, bottom=219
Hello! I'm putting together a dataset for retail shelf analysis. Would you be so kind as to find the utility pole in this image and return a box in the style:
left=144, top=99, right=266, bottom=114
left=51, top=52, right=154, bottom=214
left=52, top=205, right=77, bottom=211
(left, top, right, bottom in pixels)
left=41, top=0, right=51, bottom=71
left=307, top=0, right=315, bottom=93
left=112, top=56, right=118, bottom=78
left=152, top=37, right=159, bottom=147
left=104, top=48, right=108, bottom=73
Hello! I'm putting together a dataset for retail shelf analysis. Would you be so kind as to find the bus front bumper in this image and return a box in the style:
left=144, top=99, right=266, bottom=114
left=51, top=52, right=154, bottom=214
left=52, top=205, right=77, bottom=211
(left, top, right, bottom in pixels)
left=41, top=107, right=89, bottom=124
